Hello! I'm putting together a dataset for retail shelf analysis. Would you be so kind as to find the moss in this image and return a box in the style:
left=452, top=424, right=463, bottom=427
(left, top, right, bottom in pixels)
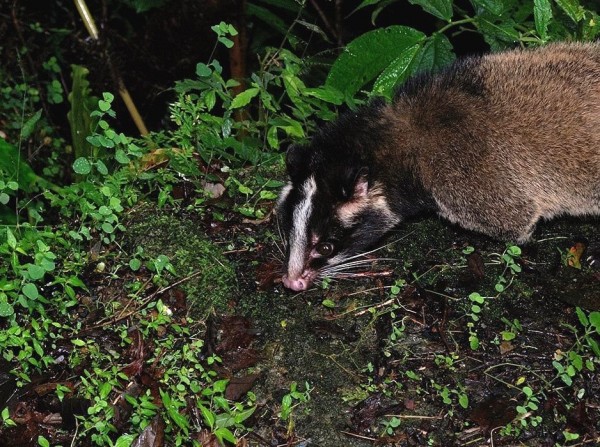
left=125, top=204, right=237, bottom=315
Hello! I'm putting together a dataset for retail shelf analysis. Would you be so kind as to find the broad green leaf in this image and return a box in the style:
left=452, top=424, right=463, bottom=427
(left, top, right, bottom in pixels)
left=459, top=394, right=469, bottom=409
left=230, top=87, right=260, bottom=109
left=534, top=0, right=553, bottom=40
left=72, top=157, right=91, bottom=175
left=27, top=264, right=45, bottom=280
left=20, top=109, right=42, bottom=140
left=304, top=86, right=345, bottom=105
left=22, top=283, right=39, bottom=300
left=476, top=16, right=520, bottom=44
left=414, top=33, right=456, bottom=72
left=470, top=0, right=504, bottom=15
left=408, top=0, right=453, bottom=21
left=326, top=26, right=425, bottom=97
left=114, top=434, right=135, bottom=447
left=195, top=63, right=211, bottom=77
left=372, top=44, right=421, bottom=98
left=554, top=0, right=584, bottom=23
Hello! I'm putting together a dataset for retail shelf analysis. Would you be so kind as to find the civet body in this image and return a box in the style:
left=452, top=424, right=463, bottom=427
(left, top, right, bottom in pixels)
left=277, top=43, right=600, bottom=291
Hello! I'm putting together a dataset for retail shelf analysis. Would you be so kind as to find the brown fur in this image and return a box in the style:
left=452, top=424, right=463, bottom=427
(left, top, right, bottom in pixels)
left=372, top=42, right=600, bottom=242
left=278, top=42, right=600, bottom=291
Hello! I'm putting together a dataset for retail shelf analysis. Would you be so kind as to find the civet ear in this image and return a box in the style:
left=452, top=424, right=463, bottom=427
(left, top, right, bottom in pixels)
left=285, top=144, right=312, bottom=182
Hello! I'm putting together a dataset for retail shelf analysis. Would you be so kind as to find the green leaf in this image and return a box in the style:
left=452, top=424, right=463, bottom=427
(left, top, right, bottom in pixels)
left=196, top=63, right=212, bottom=77
left=214, top=427, right=237, bottom=444
left=589, top=311, right=600, bottom=333
left=501, top=331, right=516, bottom=341
left=458, top=393, right=469, bottom=409
left=408, top=0, right=453, bottom=21
left=322, top=299, right=335, bottom=308
left=414, top=33, right=456, bottom=72
left=476, top=16, right=520, bottom=43
left=73, top=157, right=92, bottom=175
left=230, top=87, right=260, bottom=109
left=101, top=222, right=114, bottom=234
left=470, top=0, right=504, bottom=15
left=0, top=297, right=14, bottom=317
left=20, top=109, right=42, bottom=140
left=569, top=351, right=583, bottom=371
left=198, top=404, right=215, bottom=429
left=304, top=86, right=345, bottom=105
left=372, top=44, right=421, bottom=98
left=115, top=149, right=130, bottom=164
left=234, top=406, right=256, bottom=424
left=575, top=307, right=589, bottom=327
left=0, top=193, right=9, bottom=205
left=469, top=292, right=485, bottom=304
left=114, top=434, right=135, bottom=447
left=6, top=228, right=17, bottom=250
left=22, top=283, right=39, bottom=300
left=37, top=436, right=50, bottom=447
left=99, top=382, right=112, bottom=399
left=129, top=258, right=142, bottom=271
left=534, top=0, right=553, bottom=40
left=554, top=0, right=584, bottom=23
left=95, top=160, right=108, bottom=175
left=326, top=26, right=426, bottom=97
left=27, top=264, right=46, bottom=280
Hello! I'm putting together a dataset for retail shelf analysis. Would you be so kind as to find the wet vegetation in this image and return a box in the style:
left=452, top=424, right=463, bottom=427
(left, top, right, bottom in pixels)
left=1, top=0, right=600, bottom=446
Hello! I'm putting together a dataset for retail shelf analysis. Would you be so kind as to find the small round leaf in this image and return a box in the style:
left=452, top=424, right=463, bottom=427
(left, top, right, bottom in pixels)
left=73, top=157, right=92, bottom=175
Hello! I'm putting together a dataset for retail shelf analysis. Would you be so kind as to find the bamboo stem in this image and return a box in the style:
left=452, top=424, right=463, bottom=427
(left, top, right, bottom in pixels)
left=73, top=0, right=149, bottom=135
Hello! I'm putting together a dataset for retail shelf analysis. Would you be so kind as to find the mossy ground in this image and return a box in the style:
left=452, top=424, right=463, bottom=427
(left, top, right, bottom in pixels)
left=123, top=204, right=600, bottom=446
left=125, top=205, right=238, bottom=316
left=231, top=214, right=599, bottom=445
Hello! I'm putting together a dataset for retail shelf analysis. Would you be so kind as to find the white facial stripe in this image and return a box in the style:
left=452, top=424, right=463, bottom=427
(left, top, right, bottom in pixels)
left=287, top=176, right=317, bottom=277
left=276, top=182, right=293, bottom=208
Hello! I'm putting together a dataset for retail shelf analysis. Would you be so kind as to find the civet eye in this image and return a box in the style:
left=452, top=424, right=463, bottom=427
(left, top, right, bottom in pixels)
left=316, top=242, right=334, bottom=257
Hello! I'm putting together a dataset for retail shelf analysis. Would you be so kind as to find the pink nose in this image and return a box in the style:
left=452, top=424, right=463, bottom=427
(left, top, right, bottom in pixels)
left=282, top=275, right=308, bottom=291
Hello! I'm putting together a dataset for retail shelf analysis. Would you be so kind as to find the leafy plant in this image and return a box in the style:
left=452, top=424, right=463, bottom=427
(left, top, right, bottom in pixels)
left=327, top=0, right=600, bottom=98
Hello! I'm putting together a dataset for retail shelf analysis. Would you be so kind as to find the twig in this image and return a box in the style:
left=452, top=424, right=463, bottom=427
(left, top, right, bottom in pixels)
left=340, top=431, right=377, bottom=441
left=83, top=270, right=203, bottom=331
